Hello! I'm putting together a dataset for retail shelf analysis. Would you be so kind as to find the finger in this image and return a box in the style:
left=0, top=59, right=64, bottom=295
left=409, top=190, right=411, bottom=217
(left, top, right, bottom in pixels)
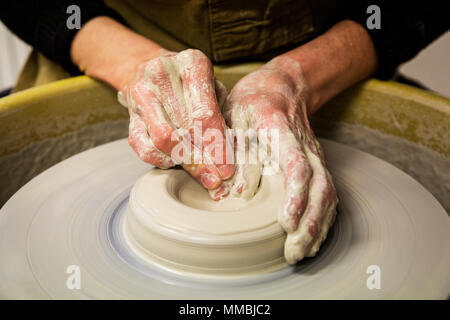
left=209, top=127, right=263, bottom=200
left=214, top=79, right=228, bottom=110
left=182, top=143, right=223, bottom=190
left=278, top=140, right=312, bottom=233
left=305, top=157, right=338, bottom=258
left=233, top=94, right=312, bottom=233
left=177, top=50, right=234, bottom=180
left=284, top=146, right=338, bottom=264
left=209, top=181, right=231, bottom=201
left=141, top=55, right=231, bottom=187
left=142, top=56, right=188, bottom=127
left=219, top=98, right=264, bottom=200
left=128, top=80, right=180, bottom=157
left=306, top=202, right=337, bottom=257
left=183, top=163, right=223, bottom=190
left=130, top=76, right=227, bottom=190
left=233, top=162, right=263, bottom=199
left=208, top=160, right=263, bottom=201
left=128, top=112, right=175, bottom=169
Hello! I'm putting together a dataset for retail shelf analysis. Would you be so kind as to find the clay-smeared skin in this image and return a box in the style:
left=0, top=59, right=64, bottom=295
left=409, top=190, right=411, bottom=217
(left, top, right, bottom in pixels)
left=212, top=56, right=339, bottom=264
left=119, top=49, right=234, bottom=190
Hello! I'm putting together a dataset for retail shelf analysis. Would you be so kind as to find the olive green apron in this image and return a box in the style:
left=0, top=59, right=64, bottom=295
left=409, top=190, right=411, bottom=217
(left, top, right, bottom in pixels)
left=14, top=0, right=341, bottom=92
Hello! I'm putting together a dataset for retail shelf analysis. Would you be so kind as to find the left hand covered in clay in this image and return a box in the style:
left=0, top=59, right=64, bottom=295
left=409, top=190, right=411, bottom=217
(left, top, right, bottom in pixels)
left=211, top=56, right=338, bottom=264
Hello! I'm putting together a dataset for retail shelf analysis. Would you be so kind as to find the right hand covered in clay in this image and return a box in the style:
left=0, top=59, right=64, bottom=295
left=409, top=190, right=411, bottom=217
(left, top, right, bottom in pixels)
left=118, top=49, right=234, bottom=190
left=211, top=55, right=338, bottom=264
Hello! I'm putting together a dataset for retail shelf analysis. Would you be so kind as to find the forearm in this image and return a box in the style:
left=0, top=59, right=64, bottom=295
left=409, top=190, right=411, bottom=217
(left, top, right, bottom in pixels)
left=70, top=16, right=164, bottom=91
left=343, top=1, right=448, bottom=79
left=280, top=20, right=378, bottom=114
left=1, top=1, right=126, bottom=75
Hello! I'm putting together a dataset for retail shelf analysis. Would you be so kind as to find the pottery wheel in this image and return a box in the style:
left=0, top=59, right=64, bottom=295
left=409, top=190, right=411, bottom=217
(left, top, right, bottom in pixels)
left=0, top=139, right=449, bottom=299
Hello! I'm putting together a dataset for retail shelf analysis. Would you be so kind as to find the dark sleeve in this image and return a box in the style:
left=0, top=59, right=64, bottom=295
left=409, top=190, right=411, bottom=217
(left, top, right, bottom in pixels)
left=344, top=1, right=449, bottom=79
left=0, top=0, right=125, bottom=75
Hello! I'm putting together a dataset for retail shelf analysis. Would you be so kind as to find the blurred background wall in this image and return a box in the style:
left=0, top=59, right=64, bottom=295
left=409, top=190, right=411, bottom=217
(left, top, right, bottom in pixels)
left=0, top=21, right=449, bottom=97
left=0, top=22, right=31, bottom=92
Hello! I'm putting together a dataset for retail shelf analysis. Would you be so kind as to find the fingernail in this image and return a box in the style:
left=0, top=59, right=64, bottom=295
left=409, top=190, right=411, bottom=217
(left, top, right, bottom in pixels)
left=211, top=185, right=230, bottom=201
left=200, top=174, right=221, bottom=190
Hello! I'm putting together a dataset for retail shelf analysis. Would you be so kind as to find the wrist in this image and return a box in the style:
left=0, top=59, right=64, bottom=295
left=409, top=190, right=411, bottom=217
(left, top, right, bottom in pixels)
left=264, top=55, right=310, bottom=104
left=276, top=20, right=378, bottom=115
left=71, top=16, right=166, bottom=91
left=106, top=47, right=170, bottom=91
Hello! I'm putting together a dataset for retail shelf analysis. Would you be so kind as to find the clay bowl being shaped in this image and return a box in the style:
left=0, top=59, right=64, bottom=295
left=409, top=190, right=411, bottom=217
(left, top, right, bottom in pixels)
left=125, top=169, right=288, bottom=276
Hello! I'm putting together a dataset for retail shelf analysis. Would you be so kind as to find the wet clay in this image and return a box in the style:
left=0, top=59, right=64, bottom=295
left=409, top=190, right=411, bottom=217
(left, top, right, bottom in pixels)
left=124, top=168, right=289, bottom=276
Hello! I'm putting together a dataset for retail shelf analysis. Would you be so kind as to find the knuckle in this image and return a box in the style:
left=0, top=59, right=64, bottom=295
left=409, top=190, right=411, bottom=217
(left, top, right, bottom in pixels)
left=128, top=131, right=171, bottom=168
left=151, top=132, right=171, bottom=152
left=129, top=138, right=151, bottom=162
left=179, top=48, right=204, bottom=62
left=307, top=218, right=319, bottom=237
left=186, top=48, right=205, bottom=59
left=187, top=48, right=201, bottom=55
left=145, top=57, right=165, bottom=74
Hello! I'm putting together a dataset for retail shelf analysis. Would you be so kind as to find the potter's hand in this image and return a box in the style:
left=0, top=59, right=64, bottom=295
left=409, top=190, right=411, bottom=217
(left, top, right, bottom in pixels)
left=212, top=56, right=338, bottom=264
left=119, top=49, right=234, bottom=190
